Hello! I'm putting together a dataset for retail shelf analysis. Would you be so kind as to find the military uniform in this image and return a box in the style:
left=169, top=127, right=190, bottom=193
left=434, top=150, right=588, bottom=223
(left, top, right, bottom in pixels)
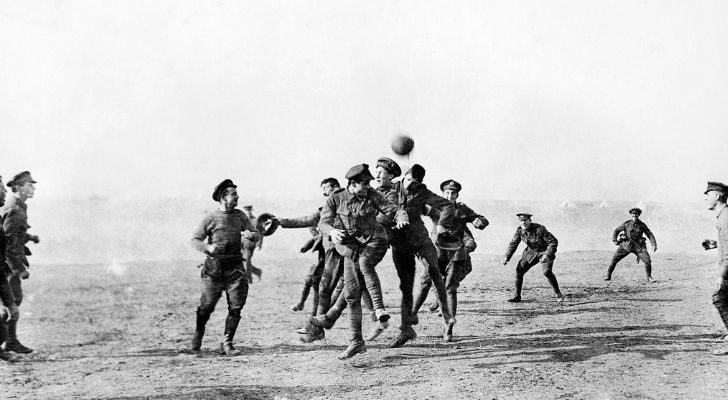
left=318, top=164, right=408, bottom=359
left=189, top=179, right=260, bottom=354
left=606, top=208, right=657, bottom=281
left=0, top=212, right=18, bottom=361
left=503, top=214, right=563, bottom=302
left=705, top=182, right=728, bottom=341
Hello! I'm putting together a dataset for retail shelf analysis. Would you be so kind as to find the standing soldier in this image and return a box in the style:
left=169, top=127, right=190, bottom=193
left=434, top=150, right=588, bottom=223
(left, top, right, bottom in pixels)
left=502, top=213, right=564, bottom=303
left=188, top=179, right=260, bottom=355
left=413, top=180, right=488, bottom=341
left=387, top=164, right=457, bottom=348
left=0, top=175, right=20, bottom=361
left=242, top=205, right=263, bottom=282
left=1, top=171, right=39, bottom=354
left=703, top=182, right=728, bottom=355
left=319, top=164, right=408, bottom=359
left=605, top=208, right=657, bottom=282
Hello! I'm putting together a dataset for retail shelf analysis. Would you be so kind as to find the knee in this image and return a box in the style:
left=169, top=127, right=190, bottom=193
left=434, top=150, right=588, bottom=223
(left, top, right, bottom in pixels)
left=713, top=292, right=728, bottom=307
left=227, top=307, right=242, bottom=318
left=197, top=304, right=215, bottom=316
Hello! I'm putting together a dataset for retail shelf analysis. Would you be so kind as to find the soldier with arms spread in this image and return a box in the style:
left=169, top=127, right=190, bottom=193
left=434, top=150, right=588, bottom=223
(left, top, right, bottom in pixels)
left=605, top=208, right=657, bottom=282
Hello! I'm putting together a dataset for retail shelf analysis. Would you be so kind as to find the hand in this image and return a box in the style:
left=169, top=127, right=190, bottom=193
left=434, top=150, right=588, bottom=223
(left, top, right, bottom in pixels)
left=205, top=244, right=219, bottom=255
left=28, top=235, right=40, bottom=244
left=300, top=246, right=307, bottom=253
left=0, top=306, right=8, bottom=323
left=330, top=229, right=345, bottom=245
left=19, top=269, right=30, bottom=280
left=241, top=230, right=256, bottom=241
left=473, top=218, right=488, bottom=229
left=703, top=239, right=717, bottom=250
left=613, top=241, right=620, bottom=246
left=652, top=245, right=657, bottom=252
left=540, top=255, right=550, bottom=263
left=501, top=257, right=508, bottom=265
left=395, top=220, right=409, bottom=230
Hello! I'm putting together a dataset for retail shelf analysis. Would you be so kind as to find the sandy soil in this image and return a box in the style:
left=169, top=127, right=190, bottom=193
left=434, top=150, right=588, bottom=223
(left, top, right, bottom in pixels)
left=2, top=250, right=728, bottom=399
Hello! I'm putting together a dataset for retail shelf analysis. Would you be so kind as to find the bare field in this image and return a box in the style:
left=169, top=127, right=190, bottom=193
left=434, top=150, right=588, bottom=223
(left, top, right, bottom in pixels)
left=3, top=250, right=728, bottom=399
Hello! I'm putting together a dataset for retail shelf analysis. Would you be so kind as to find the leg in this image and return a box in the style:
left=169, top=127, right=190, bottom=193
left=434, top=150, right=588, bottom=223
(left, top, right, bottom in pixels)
left=315, top=248, right=344, bottom=316
left=606, top=246, right=631, bottom=280
left=3, top=275, right=31, bottom=354
left=443, top=259, right=463, bottom=341
left=221, top=269, right=249, bottom=355
left=190, top=272, right=224, bottom=352
left=412, top=255, right=437, bottom=318
left=635, top=247, right=653, bottom=280
left=390, top=245, right=418, bottom=347
left=357, top=238, right=389, bottom=321
left=416, top=241, right=454, bottom=324
left=540, top=255, right=563, bottom=300
left=510, top=257, right=536, bottom=302
left=338, top=255, right=367, bottom=360
left=713, top=280, right=728, bottom=332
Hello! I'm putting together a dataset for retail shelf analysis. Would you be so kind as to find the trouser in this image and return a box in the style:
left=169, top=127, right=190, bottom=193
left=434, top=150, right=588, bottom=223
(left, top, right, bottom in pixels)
left=607, top=244, right=652, bottom=278
left=392, top=239, right=453, bottom=331
left=315, top=247, right=345, bottom=317
left=298, top=250, right=326, bottom=316
left=713, top=279, right=728, bottom=331
left=197, top=265, right=249, bottom=344
left=413, top=252, right=474, bottom=316
left=4, top=275, right=23, bottom=344
left=514, top=252, right=561, bottom=297
left=0, top=274, right=16, bottom=346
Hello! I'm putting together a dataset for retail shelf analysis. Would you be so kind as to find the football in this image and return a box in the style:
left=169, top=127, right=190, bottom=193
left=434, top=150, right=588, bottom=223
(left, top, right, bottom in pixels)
left=391, top=134, right=415, bottom=155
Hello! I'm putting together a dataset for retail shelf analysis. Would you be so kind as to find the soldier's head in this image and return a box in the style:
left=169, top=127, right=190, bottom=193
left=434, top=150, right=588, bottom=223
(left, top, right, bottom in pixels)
left=517, top=213, right=532, bottom=230
left=212, top=179, right=238, bottom=209
left=7, top=171, right=36, bottom=200
left=375, top=157, right=401, bottom=188
left=629, top=208, right=642, bottom=221
left=403, top=164, right=426, bottom=191
left=320, top=177, right=340, bottom=197
left=440, top=180, right=461, bottom=203
left=705, top=181, right=728, bottom=210
left=345, top=164, right=374, bottom=198
left=0, top=176, right=6, bottom=207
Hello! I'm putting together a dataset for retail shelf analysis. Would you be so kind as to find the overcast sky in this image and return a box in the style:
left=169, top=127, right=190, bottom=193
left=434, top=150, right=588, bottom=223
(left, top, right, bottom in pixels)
left=1, top=1, right=726, bottom=202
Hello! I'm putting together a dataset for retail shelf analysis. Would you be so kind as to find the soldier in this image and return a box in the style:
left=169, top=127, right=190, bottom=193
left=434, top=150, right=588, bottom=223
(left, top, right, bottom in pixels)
left=241, top=205, right=263, bottom=282
left=703, top=182, right=728, bottom=355
left=188, top=179, right=260, bottom=355
left=502, top=213, right=564, bottom=303
left=387, top=164, right=457, bottom=348
left=1, top=171, right=39, bottom=355
left=413, top=180, right=488, bottom=341
left=0, top=175, right=19, bottom=361
left=318, top=164, right=408, bottom=359
left=605, top=208, right=657, bottom=282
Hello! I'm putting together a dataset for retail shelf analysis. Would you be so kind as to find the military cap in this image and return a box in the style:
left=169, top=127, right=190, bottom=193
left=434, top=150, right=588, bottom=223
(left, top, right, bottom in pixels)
left=705, top=181, right=728, bottom=194
left=406, top=164, right=426, bottom=182
left=243, top=205, right=253, bottom=210
left=516, top=213, right=533, bottom=220
left=376, top=157, right=401, bottom=178
left=7, top=171, right=37, bottom=187
left=345, top=164, right=375, bottom=182
left=440, top=179, right=462, bottom=192
left=629, top=208, right=642, bottom=216
left=212, top=179, right=237, bottom=201
left=256, top=213, right=280, bottom=236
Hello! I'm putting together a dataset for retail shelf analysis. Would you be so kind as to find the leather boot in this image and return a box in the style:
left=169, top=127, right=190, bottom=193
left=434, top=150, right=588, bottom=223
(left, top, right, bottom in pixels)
left=3, top=319, right=32, bottom=354
left=191, top=308, right=210, bottom=352
left=220, top=310, right=241, bottom=356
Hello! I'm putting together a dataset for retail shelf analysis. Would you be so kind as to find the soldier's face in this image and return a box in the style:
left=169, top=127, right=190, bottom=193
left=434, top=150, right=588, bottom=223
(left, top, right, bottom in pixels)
left=403, top=173, right=420, bottom=191
left=350, top=180, right=370, bottom=197
left=706, top=191, right=721, bottom=210
left=375, top=166, right=393, bottom=187
left=0, top=178, right=5, bottom=207
left=222, top=188, right=239, bottom=208
left=321, top=183, right=336, bottom=197
left=630, top=213, right=639, bottom=221
left=19, top=182, right=35, bottom=199
left=519, top=218, right=531, bottom=230
left=442, top=189, right=459, bottom=203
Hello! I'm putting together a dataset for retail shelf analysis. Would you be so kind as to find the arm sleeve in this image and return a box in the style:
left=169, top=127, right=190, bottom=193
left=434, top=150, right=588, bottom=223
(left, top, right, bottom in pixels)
left=376, top=190, right=401, bottom=226
left=542, top=227, right=558, bottom=258
left=424, top=189, right=456, bottom=228
left=460, top=204, right=489, bottom=229
left=644, top=225, right=657, bottom=247
left=279, top=211, right=321, bottom=228
left=318, top=196, right=338, bottom=236
left=240, top=213, right=260, bottom=242
left=719, top=219, right=728, bottom=279
left=3, top=211, right=28, bottom=274
left=504, top=228, right=521, bottom=261
left=373, top=191, right=408, bottom=226
left=612, top=223, right=625, bottom=242
left=190, top=216, right=210, bottom=254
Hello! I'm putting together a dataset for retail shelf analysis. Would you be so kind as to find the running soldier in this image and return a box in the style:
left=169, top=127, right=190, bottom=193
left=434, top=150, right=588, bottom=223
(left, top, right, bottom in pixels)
left=703, top=182, right=728, bottom=355
left=605, top=208, right=657, bottom=282
left=1, top=171, right=39, bottom=355
left=502, top=213, right=564, bottom=303
left=413, top=179, right=488, bottom=341
left=318, top=164, right=408, bottom=359
left=188, top=179, right=260, bottom=355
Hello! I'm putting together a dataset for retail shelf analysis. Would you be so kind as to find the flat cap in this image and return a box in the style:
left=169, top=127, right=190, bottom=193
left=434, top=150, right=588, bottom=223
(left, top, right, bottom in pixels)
left=440, top=179, right=462, bottom=192
left=7, top=171, right=37, bottom=187
left=406, top=164, right=426, bottom=182
left=516, top=213, right=533, bottom=219
left=345, top=164, right=375, bottom=181
left=376, top=157, right=401, bottom=178
left=256, top=213, right=280, bottom=236
left=212, top=179, right=237, bottom=201
left=629, top=207, right=642, bottom=215
left=705, top=181, right=728, bottom=194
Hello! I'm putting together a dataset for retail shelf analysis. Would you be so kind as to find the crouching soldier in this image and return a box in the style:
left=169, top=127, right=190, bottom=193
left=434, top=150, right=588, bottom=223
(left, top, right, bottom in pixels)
left=188, top=179, right=260, bottom=355
left=605, top=208, right=657, bottom=282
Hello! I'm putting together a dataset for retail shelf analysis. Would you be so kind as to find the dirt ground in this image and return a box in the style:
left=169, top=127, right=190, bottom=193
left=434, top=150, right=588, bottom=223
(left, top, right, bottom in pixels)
left=2, top=250, right=728, bottom=399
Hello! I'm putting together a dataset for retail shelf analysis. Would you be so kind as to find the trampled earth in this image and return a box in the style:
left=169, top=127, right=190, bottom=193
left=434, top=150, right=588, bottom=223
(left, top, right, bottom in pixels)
left=2, top=250, right=728, bottom=399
